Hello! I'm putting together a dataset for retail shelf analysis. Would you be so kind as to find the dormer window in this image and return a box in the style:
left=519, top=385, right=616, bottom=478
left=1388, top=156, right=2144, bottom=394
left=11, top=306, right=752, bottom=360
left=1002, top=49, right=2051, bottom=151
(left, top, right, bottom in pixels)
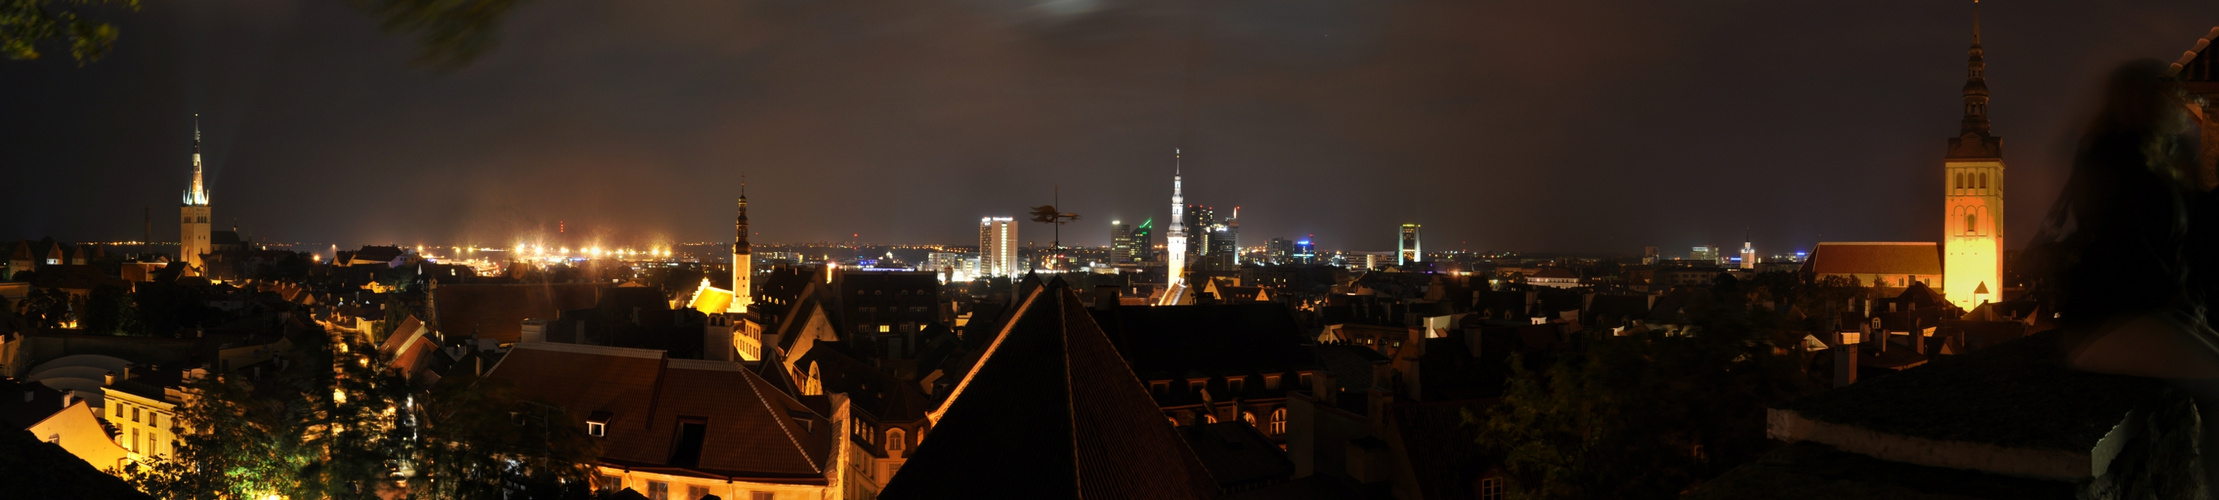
left=1189, top=380, right=1206, bottom=393
left=587, top=411, right=612, bottom=438
left=887, top=428, right=906, bottom=451
left=1265, top=375, right=1282, bottom=391
left=1228, top=378, right=1244, bottom=393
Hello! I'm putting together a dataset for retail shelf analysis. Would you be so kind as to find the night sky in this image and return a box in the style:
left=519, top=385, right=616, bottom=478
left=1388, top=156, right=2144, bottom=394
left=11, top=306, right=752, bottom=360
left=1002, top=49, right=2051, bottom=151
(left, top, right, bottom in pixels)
left=4, top=0, right=2217, bottom=255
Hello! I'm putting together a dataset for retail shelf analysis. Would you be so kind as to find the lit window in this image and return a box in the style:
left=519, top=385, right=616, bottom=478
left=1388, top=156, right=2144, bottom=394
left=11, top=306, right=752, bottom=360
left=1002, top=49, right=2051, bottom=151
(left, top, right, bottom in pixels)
left=1479, top=477, right=1505, bottom=500
left=888, top=428, right=906, bottom=451
left=587, top=421, right=605, bottom=437
left=751, top=492, right=775, bottom=500
left=879, top=325, right=891, bottom=333
left=1243, top=412, right=1258, bottom=427
left=648, top=481, right=669, bottom=500
left=1269, top=408, right=1287, bottom=434
left=688, top=485, right=709, bottom=500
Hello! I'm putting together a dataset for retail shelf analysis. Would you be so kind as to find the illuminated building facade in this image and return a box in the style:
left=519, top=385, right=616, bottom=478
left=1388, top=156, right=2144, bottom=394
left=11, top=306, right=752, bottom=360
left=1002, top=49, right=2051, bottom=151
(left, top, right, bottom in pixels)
left=1943, top=6, right=2005, bottom=310
left=1110, top=220, right=1141, bottom=265
left=179, top=116, right=211, bottom=275
left=978, top=216, right=1017, bottom=277
left=1221, top=207, right=1240, bottom=266
left=1397, top=223, right=1421, bottom=266
left=1166, top=149, right=1188, bottom=285
left=1740, top=239, right=1756, bottom=270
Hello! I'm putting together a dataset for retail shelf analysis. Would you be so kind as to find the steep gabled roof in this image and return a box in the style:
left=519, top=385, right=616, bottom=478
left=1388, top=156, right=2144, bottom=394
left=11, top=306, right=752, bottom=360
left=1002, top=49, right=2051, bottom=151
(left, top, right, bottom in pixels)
left=883, top=283, right=1218, bottom=499
left=487, top=343, right=833, bottom=481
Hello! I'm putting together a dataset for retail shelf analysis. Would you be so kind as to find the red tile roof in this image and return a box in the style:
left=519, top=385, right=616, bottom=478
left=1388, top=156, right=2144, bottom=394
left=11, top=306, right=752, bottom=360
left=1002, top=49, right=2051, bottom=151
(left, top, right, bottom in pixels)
left=1802, top=242, right=1943, bottom=277
left=486, top=343, right=834, bottom=481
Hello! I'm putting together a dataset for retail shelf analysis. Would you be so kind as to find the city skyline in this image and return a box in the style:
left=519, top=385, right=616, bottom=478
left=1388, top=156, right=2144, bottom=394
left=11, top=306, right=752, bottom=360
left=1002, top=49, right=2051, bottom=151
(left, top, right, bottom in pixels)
left=4, top=1, right=2218, bottom=254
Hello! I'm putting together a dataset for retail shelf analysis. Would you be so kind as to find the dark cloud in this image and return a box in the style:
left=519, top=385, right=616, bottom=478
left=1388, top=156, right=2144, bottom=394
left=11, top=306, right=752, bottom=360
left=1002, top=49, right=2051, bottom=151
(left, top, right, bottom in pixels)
left=4, top=0, right=2217, bottom=256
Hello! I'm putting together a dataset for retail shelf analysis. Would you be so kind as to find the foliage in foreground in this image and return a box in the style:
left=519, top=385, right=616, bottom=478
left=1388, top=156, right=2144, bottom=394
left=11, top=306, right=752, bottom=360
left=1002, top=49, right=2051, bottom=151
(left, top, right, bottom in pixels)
left=1472, top=275, right=1820, bottom=499
left=125, top=318, right=601, bottom=499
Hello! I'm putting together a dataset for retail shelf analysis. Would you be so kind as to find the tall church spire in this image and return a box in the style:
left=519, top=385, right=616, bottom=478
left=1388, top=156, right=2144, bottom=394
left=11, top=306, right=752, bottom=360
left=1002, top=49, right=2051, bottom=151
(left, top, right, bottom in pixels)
left=182, top=114, right=209, bottom=206
left=1947, top=1, right=2001, bottom=159
left=731, top=175, right=753, bottom=314
left=1165, top=148, right=1189, bottom=289
left=1960, top=0, right=1990, bottom=137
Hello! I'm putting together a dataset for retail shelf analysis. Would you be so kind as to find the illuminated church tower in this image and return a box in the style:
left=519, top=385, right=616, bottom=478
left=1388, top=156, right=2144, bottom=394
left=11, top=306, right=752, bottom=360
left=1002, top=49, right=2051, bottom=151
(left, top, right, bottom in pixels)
left=1943, top=2, right=2004, bottom=310
left=731, top=182, right=753, bottom=314
left=1165, top=149, right=1188, bottom=286
left=180, top=115, right=212, bottom=275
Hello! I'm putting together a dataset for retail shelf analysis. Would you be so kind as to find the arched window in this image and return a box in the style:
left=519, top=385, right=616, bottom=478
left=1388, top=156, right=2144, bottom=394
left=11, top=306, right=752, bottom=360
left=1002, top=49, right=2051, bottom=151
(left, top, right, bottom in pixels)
left=1203, top=413, right=1218, bottom=424
left=1966, top=214, right=1977, bottom=234
left=1955, top=173, right=1964, bottom=189
left=1269, top=408, right=1288, bottom=435
left=1167, top=416, right=1181, bottom=427
left=1979, top=173, right=1988, bottom=189
left=1243, top=412, right=1258, bottom=428
left=887, top=428, right=906, bottom=451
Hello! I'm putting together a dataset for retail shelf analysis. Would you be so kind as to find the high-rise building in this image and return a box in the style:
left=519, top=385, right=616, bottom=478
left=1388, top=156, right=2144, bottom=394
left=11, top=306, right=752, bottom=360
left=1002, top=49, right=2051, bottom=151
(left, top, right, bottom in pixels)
left=180, top=115, right=211, bottom=275
left=1944, top=3, right=2004, bottom=310
left=1110, top=221, right=1134, bottom=265
left=730, top=186, right=754, bottom=314
left=1691, top=246, right=1718, bottom=264
left=1740, top=236, right=1756, bottom=270
left=979, top=216, right=1018, bottom=278
left=1294, top=237, right=1316, bottom=264
left=1397, top=223, right=1421, bottom=266
left=1184, top=204, right=1216, bottom=263
left=1130, top=218, right=1153, bottom=263
left=1166, top=150, right=1189, bottom=285
left=1266, top=237, right=1294, bottom=264
left=1225, top=207, right=1240, bottom=265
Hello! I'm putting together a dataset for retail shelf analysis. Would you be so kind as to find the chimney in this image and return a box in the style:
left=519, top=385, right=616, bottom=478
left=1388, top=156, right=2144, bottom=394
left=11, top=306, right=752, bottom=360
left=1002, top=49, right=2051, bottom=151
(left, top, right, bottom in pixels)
left=121, top=364, right=133, bottom=381
left=1314, top=370, right=1339, bottom=407
left=104, top=371, right=115, bottom=386
left=1834, top=330, right=1861, bottom=387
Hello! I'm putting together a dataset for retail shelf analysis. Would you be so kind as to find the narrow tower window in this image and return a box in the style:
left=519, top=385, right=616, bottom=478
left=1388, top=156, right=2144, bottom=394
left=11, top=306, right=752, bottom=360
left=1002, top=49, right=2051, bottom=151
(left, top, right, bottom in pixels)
left=1979, top=173, right=1988, bottom=189
left=1967, top=214, right=1977, bottom=234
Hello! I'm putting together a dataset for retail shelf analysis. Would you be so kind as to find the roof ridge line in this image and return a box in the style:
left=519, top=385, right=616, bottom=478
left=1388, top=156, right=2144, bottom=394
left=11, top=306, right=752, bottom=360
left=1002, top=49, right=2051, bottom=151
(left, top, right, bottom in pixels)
left=742, top=366, right=824, bottom=473
left=928, top=286, right=1045, bottom=422
left=1057, top=290, right=1085, bottom=499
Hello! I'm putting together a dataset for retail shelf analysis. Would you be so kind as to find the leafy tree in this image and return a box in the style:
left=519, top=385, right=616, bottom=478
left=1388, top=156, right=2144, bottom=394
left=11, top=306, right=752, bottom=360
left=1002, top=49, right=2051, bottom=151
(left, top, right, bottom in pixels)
left=128, top=324, right=410, bottom=499
left=410, top=373, right=602, bottom=499
left=1472, top=281, right=1816, bottom=498
left=19, top=286, right=70, bottom=328
left=374, top=294, right=413, bottom=341
left=131, top=282, right=189, bottom=337
left=5, top=0, right=526, bottom=69
left=81, top=282, right=131, bottom=335
left=0, top=0, right=135, bottom=63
